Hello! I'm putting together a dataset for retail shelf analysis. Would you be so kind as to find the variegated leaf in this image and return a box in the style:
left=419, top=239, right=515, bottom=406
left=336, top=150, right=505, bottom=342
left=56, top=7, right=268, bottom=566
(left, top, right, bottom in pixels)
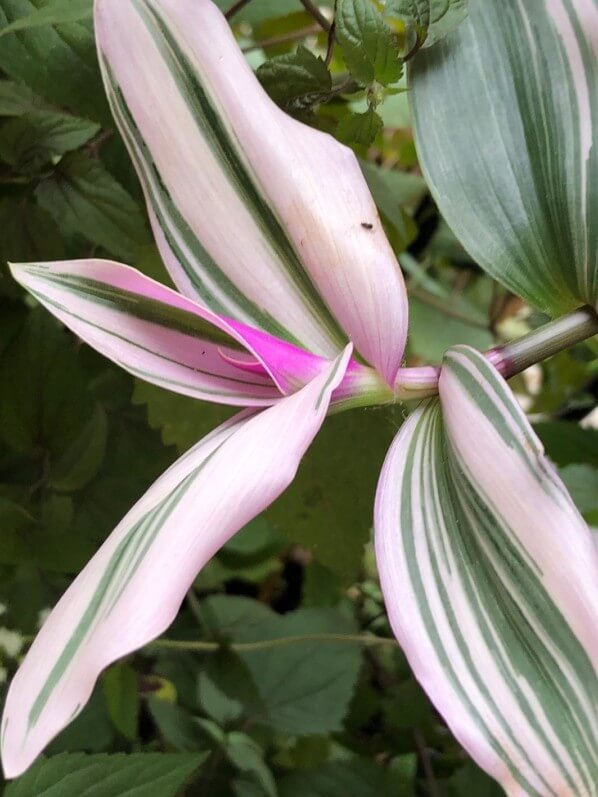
left=410, top=0, right=597, bottom=315
left=10, top=259, right=283, bottom=405
left=94, top=0, right=409, bottom=384
left=376, top=345, right=598, bottom=796
left=0, top=347, right=352, bottom=778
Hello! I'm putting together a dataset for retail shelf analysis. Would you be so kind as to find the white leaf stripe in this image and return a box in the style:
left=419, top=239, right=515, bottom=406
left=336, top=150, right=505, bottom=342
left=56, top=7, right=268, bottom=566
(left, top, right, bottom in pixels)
left=98, top=0, right=346, bottom=354
left=376, top=348, right=598, bottom=795
left=411, top=0, right=597, bottom=314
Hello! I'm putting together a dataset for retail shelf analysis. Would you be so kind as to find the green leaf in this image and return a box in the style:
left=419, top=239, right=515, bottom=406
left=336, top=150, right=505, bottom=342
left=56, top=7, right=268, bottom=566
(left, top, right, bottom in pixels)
left=337, top=107, right=383, bottom=146
left=408, top=296, right=492, bottom=361
left=336, top=0, right=403, bottom=85
left=560, top=464, right=598, bottom=518
left=35, top=152, right=150, bottom=260
left=0, top=111, right=99, bottom=171
left=0, top=497, right=34, bottom=538
left=4, top=752, right=205, bottom=797
left=425, top=0, right=468, bottom=47
left=200, top=598, right=364, bottom=736
left=386, top=0, right=468, bottom=48
left=0, top=79, right=51, bottom=115
left=0, top=200, right=64, bottom=298
left=377, top=346, right=598, bottom=794
left=225, top=733, right=277, bottom=797
left=448, top=763, right=503, bottom=797
left=279, top=759, right=396, bottom=797
left=46, top=689, right=115, bottom=756
left=410, top=0, right=597, bottom=314
left=0, top=0, right=91, bottom=38
left=0, top=309, right=96, bottom=455
left=534, top=421, right=598, bottom=468
left=360, top=159, right=426, bottom=210
left=257, top=45, right=332, bottom=113
left=198, top=651, right=263, bottom=726
left=147, top=698, right=208, bottom=753
left=49, top=404, right=108, bottom=493
left=102, top=663, right=139, bottom=741
left=132, top=380, right=233, bottom=451
left=268, top=406, right=399, bottom=582
left=137, top=388, right=400, bottom=584
left=0, top=0, right=109, bottom=125
left=360, top=159, right=425, bottom=251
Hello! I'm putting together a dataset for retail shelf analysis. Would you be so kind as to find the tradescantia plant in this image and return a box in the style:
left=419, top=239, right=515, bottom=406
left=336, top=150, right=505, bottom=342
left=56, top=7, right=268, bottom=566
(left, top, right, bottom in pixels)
left=1, top=0, right=597, bottom=794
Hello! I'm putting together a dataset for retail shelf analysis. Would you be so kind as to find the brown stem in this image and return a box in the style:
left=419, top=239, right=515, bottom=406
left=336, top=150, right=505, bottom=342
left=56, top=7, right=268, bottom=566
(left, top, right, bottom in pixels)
left=414, top=730, right=441, bottom=797
left=299, top=0, right=332, bottom=30
left=225, top=0, right=254, bottom=20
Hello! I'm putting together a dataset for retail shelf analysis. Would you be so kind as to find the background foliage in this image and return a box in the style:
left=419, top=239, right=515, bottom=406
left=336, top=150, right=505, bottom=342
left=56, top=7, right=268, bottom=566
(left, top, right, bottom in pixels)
left=0, top=0, right=596, bottom=794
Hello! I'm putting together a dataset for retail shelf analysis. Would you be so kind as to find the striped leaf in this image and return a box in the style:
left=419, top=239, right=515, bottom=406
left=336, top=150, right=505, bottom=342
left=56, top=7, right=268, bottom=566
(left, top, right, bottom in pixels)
left=10, top=259, right=284, bottom=405
left=375, top=345, right=598, bottom=796
left=0, top=347, right=352, bottom=778
left=94, top=0, right=408, bottom=385
left=410, top=0, right=597, bottom=315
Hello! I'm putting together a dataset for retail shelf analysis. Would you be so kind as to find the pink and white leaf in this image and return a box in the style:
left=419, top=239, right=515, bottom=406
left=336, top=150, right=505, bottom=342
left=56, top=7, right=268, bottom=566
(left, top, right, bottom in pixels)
left=1, top=346, right=352, bottom=778
left=375, top=345, right=598, bottom=797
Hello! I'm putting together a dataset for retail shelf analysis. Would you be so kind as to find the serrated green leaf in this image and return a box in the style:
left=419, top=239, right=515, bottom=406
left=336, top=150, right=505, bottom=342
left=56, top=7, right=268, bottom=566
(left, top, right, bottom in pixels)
left=35, top=152, right=150, bottom=260
left=49, top=403, right=108, bottom=493
left=0, top=200, right=64, bottom=299
left=268, top=406, right=399, bottom=582
left=225, top=733, right=277, bottom=797
left=0, top=111, right=99, bottom=171
left=424, top=0, right=467, bottom=47
left=386, top=0, right=430, bottom=29
left=4, top=752, right=206, bottom=797
left=198, top=651, right=263, bottom=726
left=0, top=309, right=95, bottom=455
left=0, top=0, right=91, bottom=38
left=0, top=79, right=51, bottom=115
left=337, top=107, right=384, bottom=146
left=279, top=759, right=396, bottom=797
left=257, top=45, right=332, bottom=113
left=0, top=0, right=109, bottom=125
left=147, top=698, right=208, bottom=753
left=336, top=0, right=403, bottom=85
left=204, top=600, right=363, bottom=736
left=132, top=380, right=233, bottom=451
left=139, top=390, right=400, bottom=584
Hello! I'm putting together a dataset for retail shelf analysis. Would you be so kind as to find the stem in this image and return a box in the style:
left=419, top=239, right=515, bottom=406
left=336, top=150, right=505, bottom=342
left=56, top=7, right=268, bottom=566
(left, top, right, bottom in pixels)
left=394, top=305, right=598, bottom=400
left=146, top=632, right=397, bottom=654
left=298, top=0, right=332, bottom=30
left=490, top=305, right=598, bottom=378
left=414, top=730, right=441, bottom=797
left=225, top=0, right=254, bottom=19
left=242, top=24, right=321, bottom=53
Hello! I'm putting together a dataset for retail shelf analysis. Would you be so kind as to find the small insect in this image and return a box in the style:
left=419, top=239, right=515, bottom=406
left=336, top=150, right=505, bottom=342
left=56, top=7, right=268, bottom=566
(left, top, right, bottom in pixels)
left=361, top=222, right=374, bottom=230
